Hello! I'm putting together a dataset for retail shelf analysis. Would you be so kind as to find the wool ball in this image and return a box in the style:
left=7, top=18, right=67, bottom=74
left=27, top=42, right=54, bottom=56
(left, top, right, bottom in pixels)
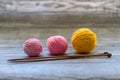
left=47, top=35, right=68, bottom=55
left=71, top=28, right=96, bottom=53
left=23, top=38, right=42, bottom=57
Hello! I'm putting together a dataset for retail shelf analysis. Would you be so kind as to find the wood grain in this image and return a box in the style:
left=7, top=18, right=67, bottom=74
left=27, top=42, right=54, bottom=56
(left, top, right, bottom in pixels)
left=0, top=0, right=119, bottom=26
left=0, top=0, right=120, bottom=80
left=0, top=26, right=120, bottom=80
left=0, top=0, right=119, bottom=15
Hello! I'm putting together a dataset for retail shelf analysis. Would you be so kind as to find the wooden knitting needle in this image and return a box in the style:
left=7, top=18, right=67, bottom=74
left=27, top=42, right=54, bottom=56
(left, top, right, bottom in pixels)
left=8, top=52, right=112, bottom=62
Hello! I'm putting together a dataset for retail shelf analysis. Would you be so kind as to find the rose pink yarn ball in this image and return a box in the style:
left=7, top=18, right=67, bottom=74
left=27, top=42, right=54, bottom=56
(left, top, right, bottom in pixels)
left=23, top=38, right=42, bottom=57
left=47, top=35, right=68, bottom=55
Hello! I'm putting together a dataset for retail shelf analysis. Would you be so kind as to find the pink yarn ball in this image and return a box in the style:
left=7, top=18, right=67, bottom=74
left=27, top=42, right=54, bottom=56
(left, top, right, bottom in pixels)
left=47, top=35, right=68, bottom=55
left=23, top=38, right=42, bottom=57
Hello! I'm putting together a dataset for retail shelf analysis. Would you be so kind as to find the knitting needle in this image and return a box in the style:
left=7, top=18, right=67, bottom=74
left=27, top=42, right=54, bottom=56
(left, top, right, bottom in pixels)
left=8, top=52, right=112, bottom=62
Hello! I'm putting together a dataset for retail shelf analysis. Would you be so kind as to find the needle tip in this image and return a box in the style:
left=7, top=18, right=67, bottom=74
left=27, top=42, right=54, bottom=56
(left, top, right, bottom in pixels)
left=104, top=52, right=112, bottom=58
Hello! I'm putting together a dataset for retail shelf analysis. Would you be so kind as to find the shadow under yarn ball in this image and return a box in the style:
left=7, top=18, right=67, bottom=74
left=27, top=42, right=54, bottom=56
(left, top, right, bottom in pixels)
left=71, top=28, right=97, bottom=53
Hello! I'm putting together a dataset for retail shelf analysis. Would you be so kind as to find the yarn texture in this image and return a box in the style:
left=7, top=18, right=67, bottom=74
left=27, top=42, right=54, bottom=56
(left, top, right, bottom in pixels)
left=47, top=35, right=68, bottom=55
left=71, top=28, right=96, bottom=53
left=23, top=38, right=42, bottom=57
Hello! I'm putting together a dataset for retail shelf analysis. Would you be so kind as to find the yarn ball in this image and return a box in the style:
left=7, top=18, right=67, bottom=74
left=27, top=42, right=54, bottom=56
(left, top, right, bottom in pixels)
left=23, top=38, right=42, bottom=57
left=71, top=28, right=96, bottom=53
left=47, top=35, right=68, bottom=55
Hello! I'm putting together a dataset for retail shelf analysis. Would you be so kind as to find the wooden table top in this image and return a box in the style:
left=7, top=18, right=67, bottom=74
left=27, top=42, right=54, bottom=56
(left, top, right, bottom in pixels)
left=0, top=26, right=120, bottom=80
left=0, top=0, right=120, bottom=80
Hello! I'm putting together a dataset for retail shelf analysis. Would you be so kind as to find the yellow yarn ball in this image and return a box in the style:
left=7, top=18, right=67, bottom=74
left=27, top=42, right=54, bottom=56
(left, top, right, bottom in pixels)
left=71, top=28, right=97, bottom=53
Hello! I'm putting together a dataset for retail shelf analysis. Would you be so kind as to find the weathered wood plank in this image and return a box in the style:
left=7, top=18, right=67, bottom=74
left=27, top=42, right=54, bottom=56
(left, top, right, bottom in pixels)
left=1, top=53, right=120, bottom=80
left=0, top=27, right=120, bottom=80
left=0, top=0, right=120, bottom=80
left=0, top=0, right=119, bottom=26
left=0, top=15, right=119, bottom=27
left=0, top=0, right=119, bottom=15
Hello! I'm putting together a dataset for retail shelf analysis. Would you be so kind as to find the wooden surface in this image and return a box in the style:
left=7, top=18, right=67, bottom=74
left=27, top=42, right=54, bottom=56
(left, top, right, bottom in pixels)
left=0, top=0, right=120, bottom=80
